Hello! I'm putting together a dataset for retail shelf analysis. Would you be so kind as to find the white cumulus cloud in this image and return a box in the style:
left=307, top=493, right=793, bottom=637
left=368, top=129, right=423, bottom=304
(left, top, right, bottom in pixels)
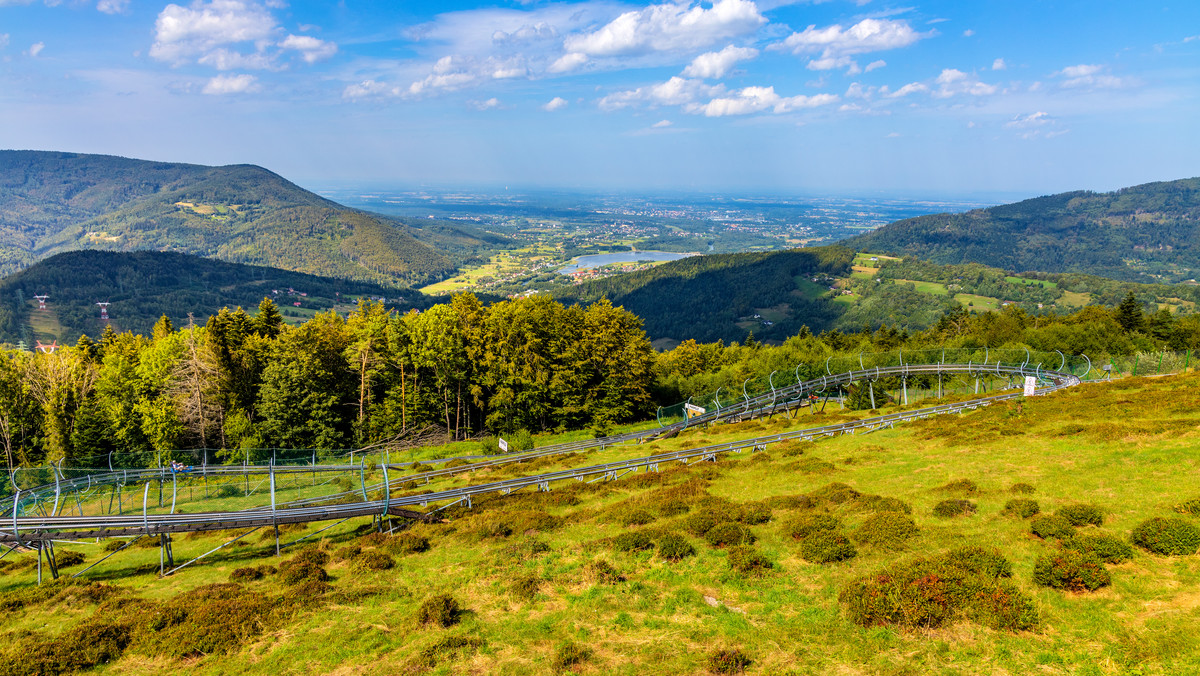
left=776, top=19, right=931, bottom=74
left=97, top=0, right=129, bottom=14
left=682, top=45, right=758, bottom=79
left=28, top=42, right=44, bottom=57
left=470, top=97, right=502, bottom=110
left=543, top=96, right=568, bottom=111
left=562, top=0, right=765, bottom=63
left=688, top=86, right=837, bottom=117
left=599, top=76, right=724, bottom=111
left=1054, top=63, right=1129, bottom=89
left=279, top=34, right=337, bottom=64
left=152, top=0, right=336, bottom=71
left=342, top=79, right=400, bottom=100
left=202, top=73, right=259, bottom=94
left=933, top=68, right=997, bottom=98
left=992, top=58, right=1006, bottom=71
left=548, top=52, right=588, bottom=73
left=652, top=119, right=672, bottom=128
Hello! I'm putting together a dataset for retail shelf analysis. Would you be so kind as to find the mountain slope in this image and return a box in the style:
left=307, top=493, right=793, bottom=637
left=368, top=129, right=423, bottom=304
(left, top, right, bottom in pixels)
left=0, top=250, right=431, bottom=345
left=0, top=151, right=499, bottom=286
left=846, top=177, right=1200, bottom=283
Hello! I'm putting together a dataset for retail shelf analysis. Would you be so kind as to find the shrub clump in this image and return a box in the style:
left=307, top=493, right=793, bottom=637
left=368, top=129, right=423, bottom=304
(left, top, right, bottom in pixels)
left=707, top=648, right=752, bottom=674
left=852, top=494, right=913, bottom=515
left=727, top=546, right=773, bottom=577
left=932, top=499, right=977, bottom=518
left=705, top=523, right=755, bottom=549
left=351, top=550, right=395, bottom=572
left=229, top=567, right=264, bottom=582
left=612, top=531, right=654, bottom=553
left=1130, top=517, right=1200, bottom=556
left=1032, top=550, right=1111, bottom=591
left=620, top=509, right=657, bottom=527
left=511, top=574, right=540, bottom=601
left=1009, top=482, right=1036, bottom=494
left=1173, top=498, right=1200, bottom=516
left=1064, top=533, right=1134, bottom=564
left=1002, top=498, right=1040, bottom=519
left=939, top=479, right=979, bottom=495
left=783, top=514, right=842, bottom=541
left=839, top=547, right=1035, bottom=631
left=332, top=545, right=362, bottom=562
left=1030, top=513, right=1075, bottom=540
left=683, top=510, right=724, bottom=536
left=809, top=482, right=860, bottom=505
left=1057, top=504, right=1104, bottom=527
left=416, top=635, right=483, bottom=669
left=736, top=501, right=772, bottom=525
left=657, top=534, right=696, bottom=561
left=552, top=641, right=593, bottom=672
left=389, top=533, right=431, bottom=555
left=582, top=560, right=624, bottom=585
left=800, top=530, right=857, bottom=564
left=54, top=550, right=86, bottom=568
left=853, top=513, right=918, bottom=550
left=416, top=594, right=462, bottom=628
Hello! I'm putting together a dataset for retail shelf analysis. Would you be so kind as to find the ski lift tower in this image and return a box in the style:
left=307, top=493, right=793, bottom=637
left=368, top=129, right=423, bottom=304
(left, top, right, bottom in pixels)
left=96, top=302, right=111, bottom=321
left=33, top=294, right=48, bottom=310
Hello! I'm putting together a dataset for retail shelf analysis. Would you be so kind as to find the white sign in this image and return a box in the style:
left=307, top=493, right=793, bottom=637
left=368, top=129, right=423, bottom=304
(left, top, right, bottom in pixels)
left=498, top=437, right=508, bottom=453
left=684, top=403, right=706, bottom=417
left=1023, top=376, right=1037, bottom=397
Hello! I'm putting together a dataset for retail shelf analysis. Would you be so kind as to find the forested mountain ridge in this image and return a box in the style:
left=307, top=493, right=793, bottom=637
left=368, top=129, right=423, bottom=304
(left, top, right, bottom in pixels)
left=0, top=150, right=503, bottom=286
left=846, top=177, right=1200, bottom=283
left=0, top=250, right=430, bottom=345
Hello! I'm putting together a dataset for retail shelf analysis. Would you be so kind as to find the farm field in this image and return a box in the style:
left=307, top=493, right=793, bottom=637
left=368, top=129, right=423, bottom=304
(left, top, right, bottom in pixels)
left=3, top=374, right=1200, bottom=674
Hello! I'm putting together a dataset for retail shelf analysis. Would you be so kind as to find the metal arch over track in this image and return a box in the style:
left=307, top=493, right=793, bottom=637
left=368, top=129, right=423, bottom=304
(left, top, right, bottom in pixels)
left=0, top=361, right=1079, bottom=563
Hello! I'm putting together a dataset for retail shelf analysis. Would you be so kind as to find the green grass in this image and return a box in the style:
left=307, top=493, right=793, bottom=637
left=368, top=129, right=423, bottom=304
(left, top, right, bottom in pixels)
left=955, top=293, right=1002, bottom=311
left=6, top=375, right=1200, bottom=673
left=1005, top=275, right=1058, bottom=290
left=792, top=277, right=829, bottom=300
left=896, top=279, right=949, bottom=296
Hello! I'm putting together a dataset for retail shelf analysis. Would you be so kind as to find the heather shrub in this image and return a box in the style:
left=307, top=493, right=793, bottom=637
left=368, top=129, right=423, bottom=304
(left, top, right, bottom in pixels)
left=784, top=514, right=842, bottom=540
left=511, top=574, right=540, bottom=601
left=389, top=533, right=431, bottom=555
left=552, top=641, right=593, bottom=672
left=582, top=560, right=624, bottom=585
left=853, top=513, right=918, bottom=550
left=332, top=545, right=362, bottom=562
left=351, top=551, right=395, bottom=572
left=684, top=510, right=724, bottom=536
left=1064, top=533, right=1134, bottom=564
left=55, top=550, right=85, bottom=568
left=612, top=531, right=654, bottom=553
left=932, top=499, right=976, bottom=518
left=727, top=546, right=773, bottom=577
left=620, top=509, right=657, bottom=527
left=852, top=494, right=913, bottom=514
left=657, top=534, right=696, bottom=561
left=1002, top=498, right=1040, bottom=519
left=1057, top=504, right=1104, bottom=527
left=800, top=530, right=857, bottom=563
left=416, top=635, right=483, bottom=669
left=228, top=567, right=263, bottom=582
left=707, top=648, right=752, bottom=674
left=939, top=479, right=979, bottom=495
left=1173, top=498, right=1200, bottom=516
left=1009, top=482, right=1036, bottom=494
left=1032, top=550, right=1111, bottom=591
left=416, top=594, right=462, bottom=627
left=1030, top=514, right=1075, bottom=540
left=736, top=501, right=772, bottom=525
left=705, top=523, right=755, bottom=549
left=1130, top=517, right=1200, bottom=555
left=809, top=482, right=860, bottom=504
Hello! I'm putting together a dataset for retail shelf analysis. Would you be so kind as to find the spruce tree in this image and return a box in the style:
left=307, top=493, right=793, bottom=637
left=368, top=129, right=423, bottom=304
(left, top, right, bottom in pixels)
left=1116, top=292, right=1145, bottom=333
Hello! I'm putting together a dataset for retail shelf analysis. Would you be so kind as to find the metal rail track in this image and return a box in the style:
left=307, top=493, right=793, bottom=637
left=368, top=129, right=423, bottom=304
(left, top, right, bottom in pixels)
left=1, top=363, right=1076, bottom=549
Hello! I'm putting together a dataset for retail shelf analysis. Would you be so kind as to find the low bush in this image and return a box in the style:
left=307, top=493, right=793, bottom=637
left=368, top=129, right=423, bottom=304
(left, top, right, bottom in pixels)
left=1030, top=514, right=1075, bottom=540
left=800, top=530, right=857, bottom=563
left=582, top=560, right=624, bottom=585
left=655, top=498, right=691, bottom=517
left=277, top=561, right=330, bottom=586
left=130, top=583, right=278, bottom=658
left=620, top=509, right=657, bottom=527
left=1131, top=517, right=1200, bottom=555
left=612, top=531, right=654, bottom=553
left=332, top=545, right=362, bottom=562
left=793, top=458, right=836, bottom=473
left=351, top=551, right=395, bottom=572
left=55, top=550, right=85, bottom=568
left=763, top=494, right=817, bottom=510
left=852, top=494, right=913, bottom=514
left=416, top=594, right=462, bottom=627
left=442, top=459, right=472, bottom=469
left=0, top=618, right=132, bottom=676
left=1009, top=482, right=1036, bottom=494
left=1002, top=498, right=1040, bottom=519
left=103, top=540, right=126, bottom=553
left=552, top=641, right=593, bottom=672
left=727, top=546, right=773, bottom=577
left=497, top=536, right=552, bottom=563
left=840, top=549, right=1035, bottom=630
left=938, top=479, right=979, bottom=495
left=1173, top=498, right=1200, bottom=516
left=290, top=548, right=330, bottom=567
left=736, top=502, right=772, bottom=525
left=657, top=534, right=696, bottom=561
left=1032, top=550, right=1111, bottom=591
left=809, top=482, right=861, bottom=504
left=389, top=533, right=431, bottom=555
left=511, top=574, right=540, bottom=601
left=1057, top=504, right=1104, bottom=527
left=229, top=567, right=263, bottom=582
left=1064, top=533, right=1134, bottom=564
left=707, top=648, right=752, bottom=674
left=784, top=514, right=842, bottom=541
left=416, top=635, right=483, bottom=668
left=853, top=513, right=918, bottom=550
left=932, top=499, right=977, bottom=518
left=705, top=523, right=755, bottom=549
left=683, top=510, right=724, bottom=537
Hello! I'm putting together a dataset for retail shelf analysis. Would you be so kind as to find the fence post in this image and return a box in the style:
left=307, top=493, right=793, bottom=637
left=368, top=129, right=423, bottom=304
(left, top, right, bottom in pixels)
left=1132, top=354, right=1139, bottom=377
left=1186, top=350, right=1191, bottom=373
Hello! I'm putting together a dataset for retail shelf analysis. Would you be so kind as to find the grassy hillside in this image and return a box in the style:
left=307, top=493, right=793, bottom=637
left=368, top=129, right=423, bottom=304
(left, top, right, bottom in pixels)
left=3, top=373, right=1200, bottom=673
left=0, top=151, right=505, bottom=286
left=0, top=250, right=432, bottom=344
left=847, top=177, right=1200, bottom=283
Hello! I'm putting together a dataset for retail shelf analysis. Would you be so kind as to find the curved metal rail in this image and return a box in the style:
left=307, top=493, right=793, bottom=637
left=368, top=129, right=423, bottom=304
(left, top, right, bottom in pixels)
left=1, top=362, right=1076, bottom=549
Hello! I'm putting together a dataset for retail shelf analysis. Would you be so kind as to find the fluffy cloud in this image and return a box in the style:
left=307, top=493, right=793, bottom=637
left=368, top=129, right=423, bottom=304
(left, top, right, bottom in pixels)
left=563, top=0, right=765, bottom=61
left=599, top=76, right=724, bottom=111
left=548, top=52, right=588, bottom=73
left=152, top=0, right=336, bottom=71
left=682, top=45, right=758, bottom=79
left=688, top=86, right=837, bottom=117
left=652, top=119, right=672, bottom=128
left=342, top=79, right=401, bottom=99
left=202, top=73, right=259, bottom=94
left=1054, top=63, right=1129, bottom=89
left=1004, top=111, right=1067, bottom=139
left=96, top=0, right=129, bottom=14
left=888, top=82, right=929, bottom=98
left=28, top=42, right=44, bottom=57
left=932, top=68, right=997, bottom=98
left=864, top=59, right=886, bottom=72
left=992, top=58, right=1006, bottom=71
left=543, top=96, right=568, bottom=111
left=470, top=97, right=502, bottom=110
left=408, top=56, right=478, bottom=95
left=776, top=19, right=931, bottom=74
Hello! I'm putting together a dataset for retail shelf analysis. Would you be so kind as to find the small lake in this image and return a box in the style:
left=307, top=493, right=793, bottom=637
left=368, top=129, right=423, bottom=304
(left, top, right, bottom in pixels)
left=558, top=250, right=693, bottom=275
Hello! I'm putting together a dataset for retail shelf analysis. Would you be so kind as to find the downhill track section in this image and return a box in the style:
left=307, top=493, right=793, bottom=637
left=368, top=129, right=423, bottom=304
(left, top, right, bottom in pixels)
left=1, top=357, right=1083, bottom=566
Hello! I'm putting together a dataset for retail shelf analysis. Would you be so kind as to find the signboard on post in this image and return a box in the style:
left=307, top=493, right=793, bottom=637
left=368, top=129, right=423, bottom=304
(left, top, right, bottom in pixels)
left=1023, top=376, right=1037, bottom=397
left=498, top=437, right=509, bottom=453
left=684, top=403, right=706, bottom=418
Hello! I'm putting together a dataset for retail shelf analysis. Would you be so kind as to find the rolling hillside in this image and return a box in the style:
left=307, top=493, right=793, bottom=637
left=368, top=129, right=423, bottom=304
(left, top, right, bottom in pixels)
left=0, top=151, right=505, bottom=286
left=845, top=177, right=1200, bottom=283
left=0, top=250, right=432, bottom=345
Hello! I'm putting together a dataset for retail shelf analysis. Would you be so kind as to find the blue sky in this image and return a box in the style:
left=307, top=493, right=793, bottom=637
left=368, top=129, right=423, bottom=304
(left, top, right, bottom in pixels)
left=1, top=0, right=1197, bottom=197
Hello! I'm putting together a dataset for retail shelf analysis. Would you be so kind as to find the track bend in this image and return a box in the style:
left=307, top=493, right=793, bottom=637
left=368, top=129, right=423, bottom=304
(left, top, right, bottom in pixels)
left=2, top=361, right=1079, bottom=548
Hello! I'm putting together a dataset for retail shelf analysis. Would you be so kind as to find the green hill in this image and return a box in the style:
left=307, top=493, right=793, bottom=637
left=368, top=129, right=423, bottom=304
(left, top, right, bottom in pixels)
left=846, top=177, right=1200, bottom=283
left=0, top=150, right=505, bottom=286
left=0, top=250, right=432, bottom=345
